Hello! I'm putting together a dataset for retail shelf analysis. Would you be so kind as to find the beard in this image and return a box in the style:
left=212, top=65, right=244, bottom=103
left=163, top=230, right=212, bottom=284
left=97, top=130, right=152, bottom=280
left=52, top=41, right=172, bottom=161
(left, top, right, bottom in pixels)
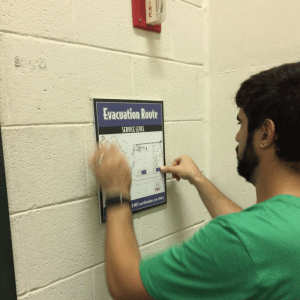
left=237, top=133, right=260, bottom=184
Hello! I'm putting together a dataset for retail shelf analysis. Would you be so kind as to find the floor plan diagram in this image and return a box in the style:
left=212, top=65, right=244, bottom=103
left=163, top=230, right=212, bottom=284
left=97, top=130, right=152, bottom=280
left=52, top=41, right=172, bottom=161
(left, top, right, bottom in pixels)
left=99, top=133, right=165, bottom=203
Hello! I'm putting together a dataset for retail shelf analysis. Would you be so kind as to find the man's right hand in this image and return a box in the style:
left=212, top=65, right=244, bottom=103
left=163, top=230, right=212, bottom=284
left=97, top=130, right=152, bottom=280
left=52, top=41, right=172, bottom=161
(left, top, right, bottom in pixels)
left=161, top=156, right=243, bottom=219
left=161, top=156, right=203, bottom=185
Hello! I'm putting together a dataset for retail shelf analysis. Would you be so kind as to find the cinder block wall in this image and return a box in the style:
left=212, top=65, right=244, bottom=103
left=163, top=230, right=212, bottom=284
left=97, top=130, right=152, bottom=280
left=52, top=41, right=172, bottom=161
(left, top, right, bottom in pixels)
left=1, top=0, right=300, bottom=299
left=1, top=0, right=209, bottom=299
left=208, top=0, right=300, bottom=210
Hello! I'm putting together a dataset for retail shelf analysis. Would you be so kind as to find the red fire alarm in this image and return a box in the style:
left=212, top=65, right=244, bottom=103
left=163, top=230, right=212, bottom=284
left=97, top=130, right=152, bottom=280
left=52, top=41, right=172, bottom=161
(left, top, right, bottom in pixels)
left=132, top=0, right=161, bottom=33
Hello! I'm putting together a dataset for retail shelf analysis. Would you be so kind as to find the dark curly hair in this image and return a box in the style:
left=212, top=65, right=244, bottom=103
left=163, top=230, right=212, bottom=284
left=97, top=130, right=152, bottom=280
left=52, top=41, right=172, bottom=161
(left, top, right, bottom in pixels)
left=235, top=62, right=300, bottom=167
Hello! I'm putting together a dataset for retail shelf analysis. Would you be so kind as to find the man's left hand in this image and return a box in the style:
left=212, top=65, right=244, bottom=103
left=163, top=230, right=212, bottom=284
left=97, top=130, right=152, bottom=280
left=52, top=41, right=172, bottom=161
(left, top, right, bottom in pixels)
left=89, top=142, right=132, bottom=198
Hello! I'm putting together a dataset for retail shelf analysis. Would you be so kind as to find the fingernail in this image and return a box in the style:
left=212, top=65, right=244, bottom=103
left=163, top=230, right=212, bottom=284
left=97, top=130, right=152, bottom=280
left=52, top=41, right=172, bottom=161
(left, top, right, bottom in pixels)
left=160, top=167, right=165, bottom=173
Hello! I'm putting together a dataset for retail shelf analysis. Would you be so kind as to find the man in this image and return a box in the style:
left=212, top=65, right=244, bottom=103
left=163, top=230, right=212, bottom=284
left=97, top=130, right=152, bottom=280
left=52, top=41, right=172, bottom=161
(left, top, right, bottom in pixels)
left=90, top=62, right=300, bottom=299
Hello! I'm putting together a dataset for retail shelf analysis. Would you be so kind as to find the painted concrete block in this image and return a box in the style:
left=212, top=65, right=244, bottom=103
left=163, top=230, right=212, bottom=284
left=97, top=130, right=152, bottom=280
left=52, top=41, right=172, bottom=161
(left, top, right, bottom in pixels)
left=2, top=125, right=88, bottom=213
left=139, top=178, right=210, bottom=245
left=164, top=121, right=207, bottom=165
left=9, top=215, right=27, bottom=295
left=179, top=0, right=204, bottom=7
left=0, top=34, right=9, bottom=125
left=209, top=70, right=256, bottom=209
left=132, top=57, right=206, bottom=121
left=20, top=198, right=105, bottom=290
left=73, top=0, right=173, bottom=60
left=18, top=270, right=93, bottom=300
left=92, top=264, right=113, bottom=300
left=140, top=220, right=208, bottom=258
left=0, top=0, right=74, bottom=41
left=164, top=121, right=207, bottom=180
left=210, top=0, right=300, bottom=73
left=1, top=34, right=132, bottom=126
left=171, top=0, right=205, bottom=64
left=12, top=196, right=140, bottom=292
left=83, top=124, right=99, bottom=198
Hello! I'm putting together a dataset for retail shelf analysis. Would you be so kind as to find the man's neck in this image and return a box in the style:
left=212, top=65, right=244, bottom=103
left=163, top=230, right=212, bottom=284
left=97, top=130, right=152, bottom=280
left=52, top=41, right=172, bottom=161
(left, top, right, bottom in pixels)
left=255, top=159, right=300, bottom=204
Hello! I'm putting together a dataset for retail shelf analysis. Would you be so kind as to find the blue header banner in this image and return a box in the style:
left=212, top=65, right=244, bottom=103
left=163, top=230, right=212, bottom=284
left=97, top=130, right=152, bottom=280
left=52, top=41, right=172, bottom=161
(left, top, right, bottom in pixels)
left=96, top=102, right=162, bottom=127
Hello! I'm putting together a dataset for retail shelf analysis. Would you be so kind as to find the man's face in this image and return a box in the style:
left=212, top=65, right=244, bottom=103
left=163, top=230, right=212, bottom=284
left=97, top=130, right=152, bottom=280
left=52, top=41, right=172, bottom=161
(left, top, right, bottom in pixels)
left=235, top=109, right=260, bottom=184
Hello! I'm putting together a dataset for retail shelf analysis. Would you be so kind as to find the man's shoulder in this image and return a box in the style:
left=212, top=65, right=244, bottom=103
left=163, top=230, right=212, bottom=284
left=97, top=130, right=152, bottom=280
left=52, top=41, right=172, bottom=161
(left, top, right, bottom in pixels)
left=211, top=194, right=300, bottom=249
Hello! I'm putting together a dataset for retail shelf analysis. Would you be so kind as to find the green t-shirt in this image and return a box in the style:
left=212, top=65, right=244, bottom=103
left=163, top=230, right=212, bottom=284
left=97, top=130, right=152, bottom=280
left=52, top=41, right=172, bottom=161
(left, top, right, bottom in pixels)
left=139, top=194, right=300, bottom=299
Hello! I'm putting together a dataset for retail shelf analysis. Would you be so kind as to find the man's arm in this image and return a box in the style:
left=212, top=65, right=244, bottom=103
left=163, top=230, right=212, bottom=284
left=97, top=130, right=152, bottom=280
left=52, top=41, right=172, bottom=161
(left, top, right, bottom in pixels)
left=161, top=156, right=243, bottom=219
left=193, top=175, right=243, bottom=219
left=89, top=144, right=152, bottom=299
left=105, top=199, right=152, bottom=299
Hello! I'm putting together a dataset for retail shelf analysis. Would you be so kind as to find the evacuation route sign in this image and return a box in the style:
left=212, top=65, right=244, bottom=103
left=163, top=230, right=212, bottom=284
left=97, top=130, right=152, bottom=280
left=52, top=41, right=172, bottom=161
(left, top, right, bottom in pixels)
left=93, top=99, right=167, bottom=223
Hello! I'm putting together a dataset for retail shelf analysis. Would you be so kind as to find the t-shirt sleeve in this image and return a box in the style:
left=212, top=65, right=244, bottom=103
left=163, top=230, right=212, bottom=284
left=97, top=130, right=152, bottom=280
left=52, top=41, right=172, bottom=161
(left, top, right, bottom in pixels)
left=139, top=216, right=258, bottom=300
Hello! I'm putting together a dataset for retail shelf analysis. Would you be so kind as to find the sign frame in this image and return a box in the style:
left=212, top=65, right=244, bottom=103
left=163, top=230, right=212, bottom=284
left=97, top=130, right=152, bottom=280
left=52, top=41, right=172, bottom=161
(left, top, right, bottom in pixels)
left=93, top=99, right=167, bottom=223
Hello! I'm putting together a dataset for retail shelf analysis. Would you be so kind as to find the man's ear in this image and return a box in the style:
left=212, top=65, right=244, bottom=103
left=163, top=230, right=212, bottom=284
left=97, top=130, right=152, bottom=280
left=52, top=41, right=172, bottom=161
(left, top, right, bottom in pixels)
left=260, top=118, right=276, bottom=148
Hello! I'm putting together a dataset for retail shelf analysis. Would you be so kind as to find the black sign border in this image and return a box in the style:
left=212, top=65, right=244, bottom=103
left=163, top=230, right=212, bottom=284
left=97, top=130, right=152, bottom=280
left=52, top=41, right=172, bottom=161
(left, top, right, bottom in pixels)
left=93, top=99, right=167, bottom=223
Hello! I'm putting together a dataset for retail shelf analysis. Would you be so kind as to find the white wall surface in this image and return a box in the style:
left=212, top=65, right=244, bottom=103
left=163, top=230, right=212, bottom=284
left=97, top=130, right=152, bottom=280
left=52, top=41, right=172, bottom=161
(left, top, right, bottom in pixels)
left=208, top=0, right=300, bottom=210
left=1, top=0, right=208, bottom=299
left=1, top=0, right=300, bottom=299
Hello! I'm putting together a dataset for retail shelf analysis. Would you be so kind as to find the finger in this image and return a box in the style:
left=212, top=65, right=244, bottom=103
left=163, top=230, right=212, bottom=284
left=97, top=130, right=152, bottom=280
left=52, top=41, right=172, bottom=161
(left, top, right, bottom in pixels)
left=99, top=141, right=109, bottom=152
left=172, top=157, right=181, bottom=166
left=173, top=172, right=180, bottom=180
left=96, top=144, right=109, bottom=161
left=91, top=144, right=107, bottom=169
left=109, top=141, right=121, bottom=157
left=171, top=173, right=179, bottom=179
left=161, top=165, right=176, bottom=174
